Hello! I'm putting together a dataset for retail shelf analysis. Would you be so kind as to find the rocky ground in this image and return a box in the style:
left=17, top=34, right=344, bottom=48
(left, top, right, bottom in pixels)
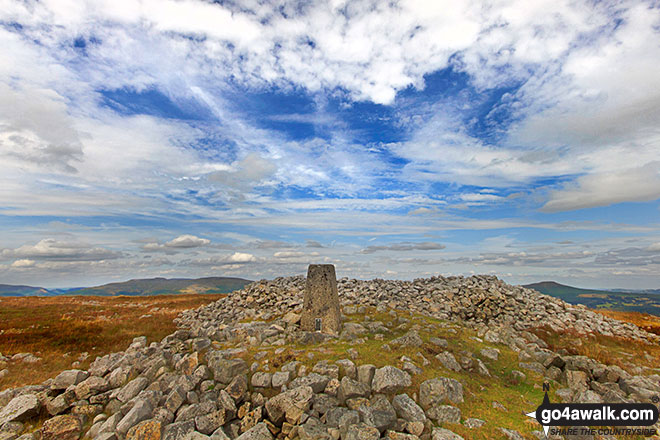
left=1, top=274, right=659, bottom=440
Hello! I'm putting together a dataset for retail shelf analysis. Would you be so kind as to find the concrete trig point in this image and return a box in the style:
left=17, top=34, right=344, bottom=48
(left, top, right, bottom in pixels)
left=301, top=264, right=341, bottom=335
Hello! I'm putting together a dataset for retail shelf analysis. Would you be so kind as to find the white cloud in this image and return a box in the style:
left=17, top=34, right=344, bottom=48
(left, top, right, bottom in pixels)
left=541, top=162, right=660, bottom=212
left=165, top=234, right=210, bottom=248
left=2, top=239, right=119, bottom=261
left=11, top=259, right=36, bottom=268
left=274, top=251, right=306, bottom=259
left=360, top=242, right=445, bottom=254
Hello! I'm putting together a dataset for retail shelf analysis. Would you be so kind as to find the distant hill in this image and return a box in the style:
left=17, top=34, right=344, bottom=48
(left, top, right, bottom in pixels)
left=0, top=284, right=50, bottom=297
left=524, top=281, right=660, bottom=316
left=0, top=277, right=251, bottom=297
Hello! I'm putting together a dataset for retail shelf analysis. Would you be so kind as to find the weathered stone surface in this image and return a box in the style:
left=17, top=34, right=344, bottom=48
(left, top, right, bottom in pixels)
left=427, top=405, right=461, bottom=423
left=41, top=414, right=82, bottom=440
left=337, top=376, right=370, bottom=403
left=390, top=331, right=423, bottom=348
left=289, top=373, right=330, bottom=393
left=265, top=385, right=313, bottom=425
left=116, top=376, right=150, bottom=403
left=225, top=375, right=249, bottom=403
left=51, top=370, right=89, bottom=390
left=343, top=423, right=380, bottom=440
left=210, top=358, right=248, bottom=384
left=0, top=394, right=40, bottom=425
left=463, top=418, right=485, bottom=428
left=126, top=419, right=162, bottom=440
left=271, top=371, right=290, bottom=388
left=392, top=394, right=426, bottom=423
left=419, top=378, right=464, bottom=409
left=357, top=365, right=376, bottom=386
left=300, top=264, right=341, bottom=335
left=251, top=372, right=272, bottom=389
left=74, top=376, right=109, bottom=400
left=435, top=352, right=461, bottom=372
left=235, top=422, right=273, bottom=440
left=196, top=410, right=227, bottom=435
left=116, top=399, right=153, bottom=435
left=371, top=366, right=411, bottom=394
left=431, top=427, right=464, bottom=440
left=162, top=420, right=195, bottom=440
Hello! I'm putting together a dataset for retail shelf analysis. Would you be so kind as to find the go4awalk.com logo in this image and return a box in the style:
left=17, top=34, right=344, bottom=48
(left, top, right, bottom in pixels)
left=526, top=384, right=659, bottom=438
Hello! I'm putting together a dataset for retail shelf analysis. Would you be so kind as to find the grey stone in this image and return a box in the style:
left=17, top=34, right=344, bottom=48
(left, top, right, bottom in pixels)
left=371, top=366, right=411, bottom=394
left=251, top=372, right=272, bottom=389
left=195, top=410, right=227, bottom=435
left=431, top=427, right=464, bottom=440
left=390, top=331, right=423, bottom=348
left=343, top=422, right=380, bottom=440
left=301, top=264, right=341, bottom=335
left=74, top=376, right=110, bottom=400
left=336, top=359, right=357, bottom=380
left=419, top=378, right=464, bottom=409
left=265, top=385, right=314, bottom=425
left=357, top=365, right=376, bottom=386
left=116, top=399, right=153, bottom=435
left=435, top=352, right=461, bottom=372
left=0, top=394, right=40, bottom=426
left=289, top=373, right=331, bottom=393
left=235, top=422, right=273, bottom=440
left=479, top=348, right=499, bottom=361
left=116, top=376, right=150, bottom=403
left=337, top=376, right=370, bottom=403
left=162, top=420, right=196, bottom=440
left=51, top=370, right=89, bottom=390
left=463, top=418, right=485, bottom=428
left=426, top=405, right=461, bottom=423
left=392, top=394, right=426, bottom=423
left=271, top=371, right=290, bottom=388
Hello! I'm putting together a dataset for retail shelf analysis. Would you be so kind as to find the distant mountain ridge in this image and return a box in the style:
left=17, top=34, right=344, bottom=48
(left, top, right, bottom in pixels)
left=0, top=277, right=251, bottom=297
left=524, top=281, right=660, bottom=316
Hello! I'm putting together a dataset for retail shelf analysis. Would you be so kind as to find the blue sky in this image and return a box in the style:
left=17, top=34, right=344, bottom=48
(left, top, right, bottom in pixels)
left=1, top=0, right=659, bottom=288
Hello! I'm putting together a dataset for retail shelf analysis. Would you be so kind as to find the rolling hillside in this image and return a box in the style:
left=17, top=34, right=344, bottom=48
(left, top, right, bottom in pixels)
left=0, top=284, right=49, bottom=297
left=0, top=277, right=251, bottom=297
left=524, top=281, right=660, bottom=316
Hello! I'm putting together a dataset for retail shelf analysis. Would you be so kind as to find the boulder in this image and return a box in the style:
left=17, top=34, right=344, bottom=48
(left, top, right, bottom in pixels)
left=419, top=378, right=464, bottom=409
left=392, top=394, right=426, bottom=423
left=126, top=419, right=162, bottom=440
left=41, top=415, right=82, bottom=440
left=235, top=422, right=273, bottom=440
left=0, top=394, right=40, bottom=425
left=431, top=427, right=464, bottom=440
left=264, top=385, right=314, bottom=425
left=371, top=366, right=411, bottom=394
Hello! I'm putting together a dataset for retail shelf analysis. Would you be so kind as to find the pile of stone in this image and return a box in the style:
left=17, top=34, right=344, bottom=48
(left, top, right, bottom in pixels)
left=2, top=269, right=660, bottom=440
left=176, top=275, right=657, bottom=343
left=0, top=326, right=468, bottom=440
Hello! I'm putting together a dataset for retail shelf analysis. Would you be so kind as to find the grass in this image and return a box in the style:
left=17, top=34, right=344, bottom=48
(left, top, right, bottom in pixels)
left=0, top=294, right=224, bottom=389
left=228, top=308, right=552, bottom=440
left=2, top=294, right=657, bottom=439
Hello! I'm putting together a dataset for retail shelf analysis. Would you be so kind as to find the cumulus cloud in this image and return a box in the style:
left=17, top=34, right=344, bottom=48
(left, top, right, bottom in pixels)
left=541, top=163, right=660, bottom=212
left=189, top=252, right=257, bottom=266
left=142, top=235, right=210, bottom=252
left=360, top=242, right=445, bottom=254
left=2, top=239, right=120, bottom=262
left=273, top=251, right=306, bottom=259
left=11, top=259, right=36, bottom=268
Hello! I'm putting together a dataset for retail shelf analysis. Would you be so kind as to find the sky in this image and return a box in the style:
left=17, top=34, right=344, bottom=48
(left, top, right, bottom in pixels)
left=1, top=0, right=660, bottom=289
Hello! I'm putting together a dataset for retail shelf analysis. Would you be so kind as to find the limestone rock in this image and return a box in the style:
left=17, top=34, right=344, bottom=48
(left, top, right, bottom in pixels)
left=0, top=394, right=40, bottom=425
left=371, top=366, right=411, bottom=394
left=41, top=415, right=82, bottom=440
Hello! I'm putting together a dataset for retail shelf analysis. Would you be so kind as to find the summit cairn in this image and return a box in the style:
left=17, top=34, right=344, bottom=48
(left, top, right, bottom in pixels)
left=300, top=264, right=341, bottom=335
